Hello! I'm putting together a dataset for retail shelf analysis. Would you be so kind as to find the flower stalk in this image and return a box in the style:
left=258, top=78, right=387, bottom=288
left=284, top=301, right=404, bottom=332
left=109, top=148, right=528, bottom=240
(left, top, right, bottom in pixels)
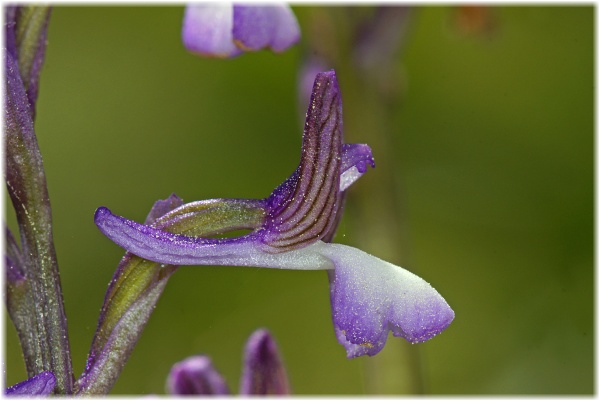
left=4, top=6, right=73, bottom=394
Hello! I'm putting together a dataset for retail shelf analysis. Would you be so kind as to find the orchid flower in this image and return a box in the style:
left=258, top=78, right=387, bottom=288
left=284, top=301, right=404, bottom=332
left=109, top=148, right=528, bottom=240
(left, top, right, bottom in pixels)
left=167, top=329, right=289, bottom=395
left=182, top=4, right=300, bottom=58
left=94, top=70, right=454, bottom=357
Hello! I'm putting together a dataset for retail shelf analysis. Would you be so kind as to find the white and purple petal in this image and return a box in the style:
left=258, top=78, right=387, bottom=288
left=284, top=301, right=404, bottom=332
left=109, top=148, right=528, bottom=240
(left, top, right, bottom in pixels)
left=182, top=4, right=242, bottom=58
left=182, top=4, right=299, bottom=58
left=319, top=244, right=455, bottom=357
left=340, top=143, right=375, bottom=191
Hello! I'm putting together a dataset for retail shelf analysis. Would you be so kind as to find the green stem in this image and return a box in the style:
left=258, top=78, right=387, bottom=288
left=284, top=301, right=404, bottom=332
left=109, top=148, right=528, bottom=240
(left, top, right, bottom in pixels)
left=5, top=6, right=73, bottom=393
left=343, top=69, right=423, bottom=394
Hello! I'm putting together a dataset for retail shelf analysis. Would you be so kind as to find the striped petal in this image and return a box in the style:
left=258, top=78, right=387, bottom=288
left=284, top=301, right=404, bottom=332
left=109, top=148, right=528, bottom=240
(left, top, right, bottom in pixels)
left=261, top=70, right=344, bottom=252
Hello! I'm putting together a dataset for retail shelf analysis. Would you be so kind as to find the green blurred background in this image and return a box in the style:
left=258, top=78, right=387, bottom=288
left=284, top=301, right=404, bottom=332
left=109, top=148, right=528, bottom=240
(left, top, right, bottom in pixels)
left=5, top=6, right=593, bottom=395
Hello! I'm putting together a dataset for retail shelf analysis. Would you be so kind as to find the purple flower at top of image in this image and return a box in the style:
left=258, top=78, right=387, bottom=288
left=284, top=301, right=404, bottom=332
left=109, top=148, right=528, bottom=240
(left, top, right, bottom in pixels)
left=167, top=329, right=289, bottom=395
left=182, top=4, right=300, bottom=58
left=94, top=69, right=454, bottom=358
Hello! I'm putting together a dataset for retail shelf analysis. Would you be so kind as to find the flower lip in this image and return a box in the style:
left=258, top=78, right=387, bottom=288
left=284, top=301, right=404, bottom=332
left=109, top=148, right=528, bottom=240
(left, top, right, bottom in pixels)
left=322, top=244, right=455, bottom=357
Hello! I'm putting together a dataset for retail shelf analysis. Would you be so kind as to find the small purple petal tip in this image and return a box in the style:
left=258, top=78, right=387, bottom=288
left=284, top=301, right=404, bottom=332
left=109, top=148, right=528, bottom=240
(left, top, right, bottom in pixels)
left=240, top=329, right=290, bottom=395
left=5, top=371, right=56, bottom=396
left=167, top=356, right=230, bottom=395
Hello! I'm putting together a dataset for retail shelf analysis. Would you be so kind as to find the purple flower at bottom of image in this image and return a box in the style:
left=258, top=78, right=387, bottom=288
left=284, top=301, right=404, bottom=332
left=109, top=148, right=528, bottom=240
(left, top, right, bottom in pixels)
left=167, top=329, right=289, bottom=395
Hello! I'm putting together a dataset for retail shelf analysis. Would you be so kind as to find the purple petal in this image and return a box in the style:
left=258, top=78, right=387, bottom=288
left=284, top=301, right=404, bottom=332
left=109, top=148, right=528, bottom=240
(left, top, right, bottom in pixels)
left=262, top=70, right=343, bottom=252
left=232, top=5, right=300, bottom=52
left=320, top=244, right=455, bottom=357
left=94, top=207, right=333, bottom=270
left=167, top=356, right=230, bottom=395
left=239, top=329, right=290, bottom=395
left=340, top=143, right=375, bottom=191
left=6, top=371, right=56, bottom=396
left=182, top=4, right=242, bottom=58
left=143, top=193, right=184, bottom=225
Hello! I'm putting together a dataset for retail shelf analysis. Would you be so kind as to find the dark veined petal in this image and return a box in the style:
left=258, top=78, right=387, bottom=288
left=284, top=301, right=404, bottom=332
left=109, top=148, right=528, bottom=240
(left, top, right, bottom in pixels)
left=261, top=70, right=344, bottom=252
left=167, top=356, right=230, bottom=395
left=239, top=329, right=290, bottom=395
left=5, top=371, right=56, bottom=396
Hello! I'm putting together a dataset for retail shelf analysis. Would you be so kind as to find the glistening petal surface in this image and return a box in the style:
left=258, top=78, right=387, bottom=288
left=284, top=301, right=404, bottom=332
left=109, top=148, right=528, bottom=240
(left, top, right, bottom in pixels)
left=262, top=70, right=343, bottom=252
left=95, top=207, right=333, bottom=270
left=320, top=244, right=455, bottom=357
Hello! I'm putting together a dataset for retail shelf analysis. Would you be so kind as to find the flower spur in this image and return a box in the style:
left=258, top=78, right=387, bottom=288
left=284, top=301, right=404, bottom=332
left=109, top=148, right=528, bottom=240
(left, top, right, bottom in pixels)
left=94, top=70, right=454, bottom=357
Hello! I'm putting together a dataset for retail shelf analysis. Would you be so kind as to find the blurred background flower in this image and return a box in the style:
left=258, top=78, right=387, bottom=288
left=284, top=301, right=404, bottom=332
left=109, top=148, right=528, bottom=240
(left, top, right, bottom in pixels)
left=167, top=329, right=290, bottom=395
left=4, top=6, right=592, bottom=395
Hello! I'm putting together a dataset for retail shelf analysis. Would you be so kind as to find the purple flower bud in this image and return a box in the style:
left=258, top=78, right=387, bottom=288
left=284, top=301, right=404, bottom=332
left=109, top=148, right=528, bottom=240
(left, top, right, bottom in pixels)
left=167, top=356, right=230, bottom=395
left=182, top=4, right=300, bottom=58
left=239, top=329, right=290, bottom=395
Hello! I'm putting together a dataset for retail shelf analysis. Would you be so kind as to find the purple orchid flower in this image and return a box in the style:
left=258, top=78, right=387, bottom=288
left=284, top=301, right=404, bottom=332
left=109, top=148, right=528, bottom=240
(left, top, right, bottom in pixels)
left=5, top=371, right=56, bottom=397
left=182, top=4, right=300, bottom=58
left=167, top=329, right=289, bottom=395
left=94, top=70, right=454, bottom=357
